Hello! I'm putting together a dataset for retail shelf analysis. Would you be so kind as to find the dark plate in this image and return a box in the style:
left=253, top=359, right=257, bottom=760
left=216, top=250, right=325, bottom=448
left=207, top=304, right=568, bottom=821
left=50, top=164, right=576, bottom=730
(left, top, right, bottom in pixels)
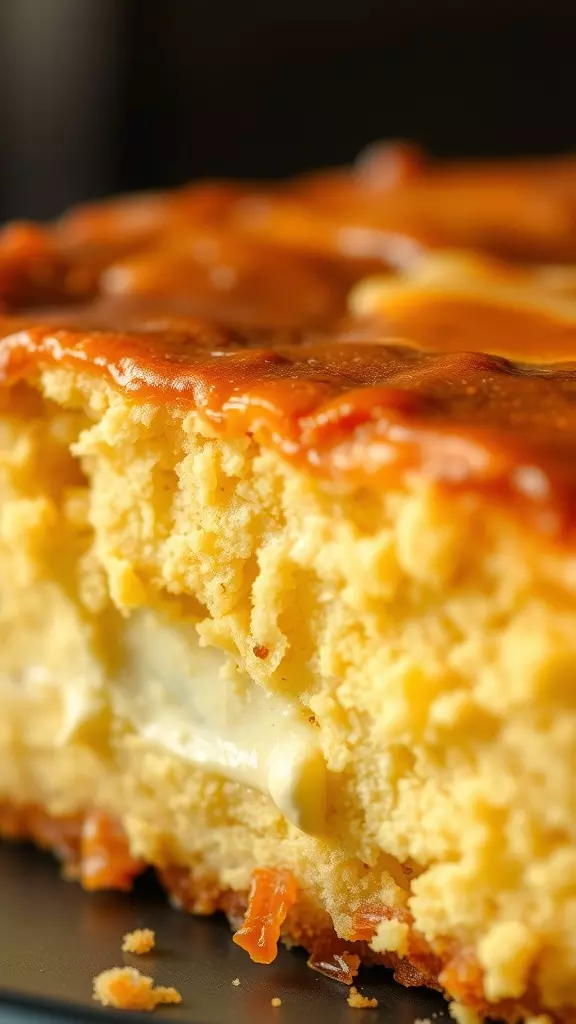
left=0, top=841, right=447, bottom=1022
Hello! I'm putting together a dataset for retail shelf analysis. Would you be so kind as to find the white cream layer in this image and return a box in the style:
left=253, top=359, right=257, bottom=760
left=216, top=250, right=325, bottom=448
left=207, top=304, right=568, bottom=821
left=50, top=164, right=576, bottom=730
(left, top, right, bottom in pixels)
left=7, top=604, right=327, bottom=835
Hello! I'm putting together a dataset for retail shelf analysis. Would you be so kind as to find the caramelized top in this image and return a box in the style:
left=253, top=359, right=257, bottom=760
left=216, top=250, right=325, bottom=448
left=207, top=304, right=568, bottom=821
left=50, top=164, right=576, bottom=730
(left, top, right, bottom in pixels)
left=3, top=142, right=576, bottom=537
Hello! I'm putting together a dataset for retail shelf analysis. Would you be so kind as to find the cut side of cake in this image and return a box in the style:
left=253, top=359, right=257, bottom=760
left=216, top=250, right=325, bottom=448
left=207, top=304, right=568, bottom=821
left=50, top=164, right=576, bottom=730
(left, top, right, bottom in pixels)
left=2, top=144, right=576, bottom=1022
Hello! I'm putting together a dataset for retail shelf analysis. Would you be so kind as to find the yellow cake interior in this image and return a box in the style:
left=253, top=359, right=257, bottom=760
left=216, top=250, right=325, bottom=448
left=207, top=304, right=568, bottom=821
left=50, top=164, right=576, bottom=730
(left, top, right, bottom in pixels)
left=2, top=367, right=576, bottom=1015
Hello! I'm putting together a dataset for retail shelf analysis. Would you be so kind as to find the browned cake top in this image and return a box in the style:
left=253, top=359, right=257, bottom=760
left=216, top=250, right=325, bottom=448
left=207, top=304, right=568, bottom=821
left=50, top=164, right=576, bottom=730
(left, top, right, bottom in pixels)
left=3, top=143, right=576, bottom=537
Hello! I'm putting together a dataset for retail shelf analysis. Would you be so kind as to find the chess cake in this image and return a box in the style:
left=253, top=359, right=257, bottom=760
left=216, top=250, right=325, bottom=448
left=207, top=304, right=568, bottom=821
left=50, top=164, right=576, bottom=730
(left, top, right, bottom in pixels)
left=2, top=144, right=576, bottom=1022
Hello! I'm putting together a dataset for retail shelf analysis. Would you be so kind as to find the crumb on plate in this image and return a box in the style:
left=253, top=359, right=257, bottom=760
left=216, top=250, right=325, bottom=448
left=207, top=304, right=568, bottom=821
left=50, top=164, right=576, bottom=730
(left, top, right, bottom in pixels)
left=346, top=986, right=378, bottom=1009
left=448, top=1003, right=481, bottom=1024
left=232, top=977, right=241, bottom=987
left=271, top=996, right=282, bottom=1007
left=92, top=966, right=182, bottom=1010
left=122, top=928, right=156, bottom=954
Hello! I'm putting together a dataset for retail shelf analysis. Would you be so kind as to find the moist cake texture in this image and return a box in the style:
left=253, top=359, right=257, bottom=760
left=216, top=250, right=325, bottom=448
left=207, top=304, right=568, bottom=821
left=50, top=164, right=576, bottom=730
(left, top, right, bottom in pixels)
left=2, top=145, right=576, bottom=1023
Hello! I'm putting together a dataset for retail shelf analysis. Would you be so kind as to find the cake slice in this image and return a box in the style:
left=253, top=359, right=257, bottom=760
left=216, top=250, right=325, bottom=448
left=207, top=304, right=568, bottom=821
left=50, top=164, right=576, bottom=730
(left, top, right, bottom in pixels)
left=2, top=147, right=576, bottom=1023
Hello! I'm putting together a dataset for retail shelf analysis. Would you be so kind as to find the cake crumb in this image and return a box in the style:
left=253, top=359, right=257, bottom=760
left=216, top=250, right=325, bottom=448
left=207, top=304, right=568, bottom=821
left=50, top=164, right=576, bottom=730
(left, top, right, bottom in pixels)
left=448, top=1003, right=481, bottom=1024
left=347, top=986, right=379, bottom=1009
left=414, top=1018, right=432, bottom=1024
left=92, top=966, right=182, bottom=1010
left=369, top=917, right=409, bottom=957
left=232, top=978, right=241, bottom=987
left=271, top=996, right=282, bottom=1007
left=122, top=928, right=156, bottom=954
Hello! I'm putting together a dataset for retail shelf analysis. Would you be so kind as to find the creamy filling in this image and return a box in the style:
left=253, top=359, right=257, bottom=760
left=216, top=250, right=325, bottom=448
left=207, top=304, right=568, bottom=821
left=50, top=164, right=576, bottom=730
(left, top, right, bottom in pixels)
left=6, top=602, right=327, bottom=835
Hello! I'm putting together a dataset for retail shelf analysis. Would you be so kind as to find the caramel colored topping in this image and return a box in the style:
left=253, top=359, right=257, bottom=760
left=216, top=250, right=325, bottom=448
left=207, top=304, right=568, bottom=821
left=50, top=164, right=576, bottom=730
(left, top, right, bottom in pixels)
left=80, top=810, right=145, bottom=891
left=349, top=250, right=576, bottom=361
left=92, top=966, right=182, bottom=1010
left=233, top=867, right=298, bottom=964
left=4, top=309, right=576, bottom=538
left=350, top=902, right=393, bottom=943
left=4, top=150, right=576, bottom=538
left=239, top=149, right=576, bottom=265
left=0, top=224, right=78, bottom=308
left=58, top=182, right=251, bottom=251
left=100, top=228, right=344, bottom=329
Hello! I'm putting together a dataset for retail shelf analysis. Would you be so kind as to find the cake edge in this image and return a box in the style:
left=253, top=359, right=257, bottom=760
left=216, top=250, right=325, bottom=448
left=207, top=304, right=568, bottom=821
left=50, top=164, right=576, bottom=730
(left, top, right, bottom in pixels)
left=0, top=801, right=567, bottom=1024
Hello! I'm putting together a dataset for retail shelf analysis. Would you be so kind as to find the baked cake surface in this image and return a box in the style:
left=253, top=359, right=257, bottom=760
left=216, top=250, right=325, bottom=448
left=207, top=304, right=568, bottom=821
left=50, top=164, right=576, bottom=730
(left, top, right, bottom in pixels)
left=2, top=144, right=576, bottom=1022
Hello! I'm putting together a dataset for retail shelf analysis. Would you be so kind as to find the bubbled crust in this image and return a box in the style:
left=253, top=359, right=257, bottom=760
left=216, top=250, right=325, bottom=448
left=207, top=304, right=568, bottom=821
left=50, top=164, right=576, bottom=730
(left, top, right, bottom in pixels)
left=3, top=145, right=576, bottom=538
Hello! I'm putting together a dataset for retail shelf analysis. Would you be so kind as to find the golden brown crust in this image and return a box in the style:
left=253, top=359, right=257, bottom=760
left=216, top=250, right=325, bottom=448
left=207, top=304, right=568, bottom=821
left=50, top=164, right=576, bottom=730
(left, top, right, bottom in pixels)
left=1, top=802, right=572, bottom=1023
left=3, top=152, right=576, bottom=537
left=3, top=312, right=576, bottom=539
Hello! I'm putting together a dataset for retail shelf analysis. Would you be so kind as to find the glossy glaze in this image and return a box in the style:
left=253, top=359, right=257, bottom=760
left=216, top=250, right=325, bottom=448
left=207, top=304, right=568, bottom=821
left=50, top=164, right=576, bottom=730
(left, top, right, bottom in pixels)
left=3, top=145, right=576, bottom=536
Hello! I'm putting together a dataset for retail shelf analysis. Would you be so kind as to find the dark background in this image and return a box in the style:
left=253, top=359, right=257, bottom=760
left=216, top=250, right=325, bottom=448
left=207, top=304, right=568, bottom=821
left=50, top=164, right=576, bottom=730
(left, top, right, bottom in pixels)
left=0, top=0, right=575, bottom=221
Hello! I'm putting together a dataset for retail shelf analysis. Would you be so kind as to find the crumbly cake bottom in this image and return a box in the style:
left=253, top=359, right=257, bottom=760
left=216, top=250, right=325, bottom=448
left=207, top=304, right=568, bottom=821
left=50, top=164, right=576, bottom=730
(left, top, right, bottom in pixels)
left=0, top=802, right=568, bottom=1024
